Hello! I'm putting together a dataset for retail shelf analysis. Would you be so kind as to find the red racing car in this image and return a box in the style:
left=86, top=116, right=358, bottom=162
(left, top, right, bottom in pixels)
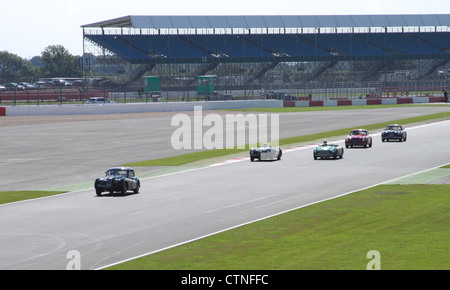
left=345, top=129, right=372, bottom=148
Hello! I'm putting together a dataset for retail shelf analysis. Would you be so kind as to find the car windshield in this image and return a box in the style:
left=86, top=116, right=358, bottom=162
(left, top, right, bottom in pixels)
left=387, top=125, right=401, bottom=130
left=106, top=169, right=128, bottom=177
left=350, top=130, right=367, bottom=135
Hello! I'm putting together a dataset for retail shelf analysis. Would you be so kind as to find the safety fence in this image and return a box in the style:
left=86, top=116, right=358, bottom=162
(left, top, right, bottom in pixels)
left=0, top=80, right=448, bottom=106
left=0, top=89, right=108, bottom=105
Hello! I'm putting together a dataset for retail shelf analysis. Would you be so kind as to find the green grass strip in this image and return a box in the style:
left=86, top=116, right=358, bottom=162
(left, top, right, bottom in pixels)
left=125, top=112, right=450, bottom=167
left=126, top=148, right=248, bottom=167
left=108, top=184, right=450, bottom=270
left=0, top=191, right=67, bottom=205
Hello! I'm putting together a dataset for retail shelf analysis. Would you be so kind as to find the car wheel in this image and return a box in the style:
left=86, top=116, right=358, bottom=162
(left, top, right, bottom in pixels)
left=250, top=156, right=255, bottom=162
left=277, top=150, right=282, bottom=160
left=134, top=183, right=140, bottom=194
left=121, top=183, right=127, bottom=196
left=94, top=181, right=102, bottom=196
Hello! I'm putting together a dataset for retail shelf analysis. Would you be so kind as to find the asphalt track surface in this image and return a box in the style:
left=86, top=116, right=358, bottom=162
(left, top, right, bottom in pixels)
left=2, top=105, right=450, bottom=191
left=1, top=105, right=450, bottom=269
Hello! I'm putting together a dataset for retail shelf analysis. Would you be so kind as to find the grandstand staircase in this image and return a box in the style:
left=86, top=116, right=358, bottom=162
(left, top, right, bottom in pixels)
left=306, top=61, right=338, bottom=82
left=360, top=60, right=395, bottom=82
left=418, top=59, right=450, bottom=80
left=124, top=64, right=157, bottom=87
left=186, top=63, right=220, bottom=86
left=245, top=62, right=279, bottom=85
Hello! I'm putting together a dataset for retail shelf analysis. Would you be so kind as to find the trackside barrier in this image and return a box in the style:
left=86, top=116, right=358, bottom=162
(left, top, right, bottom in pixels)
left=367, top=99, right=382, bottom=105
left=283, top=101, right=296, bottom=107
left=337, top=100, right=352, bottom=106
left=396, top=98, right=413, bottom=104
left=2, top=100, right=283, bottom=116
left=0, top=90, right=108, bottom=102
left=429, top=97, right=445, bottom=102
left=284, top=96, right=447, bottom=107
left=0, top=107, right=5, bottom=116
left=309, top=100, right=324, bottom=107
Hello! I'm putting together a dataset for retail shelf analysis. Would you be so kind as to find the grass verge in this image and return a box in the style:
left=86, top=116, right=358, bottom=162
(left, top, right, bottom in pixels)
left=0, top=191, right=67, bottom=205
left=125, top=111, right=450, bottom=167
left=108, top=184, right=450, bottom=270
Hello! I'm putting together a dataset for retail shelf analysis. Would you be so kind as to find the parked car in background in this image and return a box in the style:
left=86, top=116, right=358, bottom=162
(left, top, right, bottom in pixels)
left=0, top=84, right=6, bottom=91
left=4, top=83, right=25, bottom=91
left=19, top=82, right=37, bottom=90
left=34, top=81, right=51, bottom=89
left=86, top=97, right=116, bottom=104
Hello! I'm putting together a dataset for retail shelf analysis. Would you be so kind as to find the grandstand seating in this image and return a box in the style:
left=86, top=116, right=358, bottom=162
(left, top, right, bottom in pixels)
left=410, top=32, right=450, bottom=51
left=356, top=33, right=444, bottom=55
left=86, top=32, right=450, bottom=63
left=244, top=34, right=331, bottom=57
left=86, top=35, right=148, bottom=60
left=121, top=35, right=210, bottom=59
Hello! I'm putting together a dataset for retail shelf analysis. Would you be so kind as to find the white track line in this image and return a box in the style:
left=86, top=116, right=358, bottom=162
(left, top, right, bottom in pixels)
left=96, top=119, right=450, bottom=269
left=209, top=119, right=450, bottom=167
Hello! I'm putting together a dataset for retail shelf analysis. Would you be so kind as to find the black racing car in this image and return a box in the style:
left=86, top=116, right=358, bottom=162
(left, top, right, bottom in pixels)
left=94, top=167, right=140, bottom=196
left=381, top=124, right=407, bottom=142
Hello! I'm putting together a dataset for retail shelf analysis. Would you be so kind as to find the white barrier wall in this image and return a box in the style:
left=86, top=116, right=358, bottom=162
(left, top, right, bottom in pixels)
left=2, top=100, right=283, bottom=116
left=351, top=99, right=368, bottom=106
left=381, top=98, right=397, bottom=105
left=323, top=100, right=338, bottom=106
left=1, top=97, right=446, bottom=116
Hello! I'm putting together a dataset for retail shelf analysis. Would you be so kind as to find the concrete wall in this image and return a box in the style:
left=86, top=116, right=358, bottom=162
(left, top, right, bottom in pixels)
left=1, top=96, right=447, bottom=116
left=1, top=100, right=283, bottom=116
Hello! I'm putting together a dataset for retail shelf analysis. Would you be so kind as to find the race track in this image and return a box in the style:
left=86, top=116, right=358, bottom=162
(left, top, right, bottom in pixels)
left=1, top=105, right=450, bottom=269
left=1, top=106, right=450, bottom=191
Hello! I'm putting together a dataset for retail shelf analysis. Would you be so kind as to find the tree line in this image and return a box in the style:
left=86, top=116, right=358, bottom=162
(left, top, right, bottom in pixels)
left=0, top=45, right=83, bottom=84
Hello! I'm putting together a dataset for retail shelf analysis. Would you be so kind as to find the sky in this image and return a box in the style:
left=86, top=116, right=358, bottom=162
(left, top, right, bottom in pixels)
left=1, top=0, right=449, bottom=59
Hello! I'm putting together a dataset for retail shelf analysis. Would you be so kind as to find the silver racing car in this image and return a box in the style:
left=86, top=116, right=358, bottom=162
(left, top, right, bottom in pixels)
left=249, top=143, right=282, bottom=162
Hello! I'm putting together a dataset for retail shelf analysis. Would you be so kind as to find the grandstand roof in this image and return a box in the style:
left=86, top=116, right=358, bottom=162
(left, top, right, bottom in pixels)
left=82, top=14, right=450, bottom=29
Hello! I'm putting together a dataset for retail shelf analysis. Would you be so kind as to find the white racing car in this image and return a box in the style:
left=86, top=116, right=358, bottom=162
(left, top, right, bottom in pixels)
left=249, top=143, right=282, bottom=162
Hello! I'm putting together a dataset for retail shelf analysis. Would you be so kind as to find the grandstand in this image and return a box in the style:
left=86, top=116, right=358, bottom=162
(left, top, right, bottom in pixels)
left=82, top=15, right=450, bottom=97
